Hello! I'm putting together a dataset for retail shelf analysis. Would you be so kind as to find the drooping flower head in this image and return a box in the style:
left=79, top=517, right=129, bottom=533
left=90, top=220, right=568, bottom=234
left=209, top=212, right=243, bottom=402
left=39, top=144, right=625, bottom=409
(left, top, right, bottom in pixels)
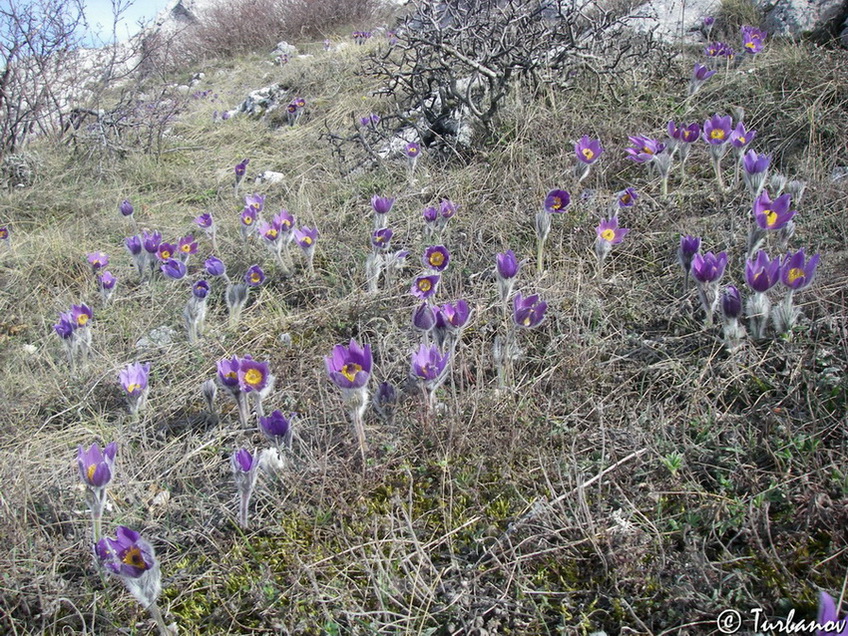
left=411, top=274, right=440, bottom=300
left=205, top=256, right=226, bottom=277
left=752, top=190, right=796, bottom=230
left=513, top=293, right=548, bottom=328
left=691, top=251, right=728, bottom=283
left=161, top=258, right=187, bottom=280
left=192, top=280, right=210, bottom=299
left=439, top=299, right=471, bottom=330
left=87, top=252, right=109, bottom=271
left=781, top=249, right=820, bottom=291
left=575, top=135, right=603, bottom=164
left=54, top=313, right=76, bottom=339
left=371, top=195, right=394, bottom=215
left=325, top=339, right=372, bottom=389
left=412, top=302, right=436, bottom=332
left=423, top=245, right=450, bottom=272
left=496, top=250, right=519, bottom=279
left=238, top=357, right=271, bottom=393
left=99, top=270, right=117, bottom=291
left=371, top=227, right=393, bottom=250
left=703, top=114, right=733, bottom=144
left=439, top=199, right=458, bottom=219
left=410, top=344, right=450, bottom=383
left=70, top=304, right=93, bottom=328
left=745, top=250, right=781, bottom=292
left=616, top=187, right=639, bottom=209
left=244, top=265, right=265, bottom=286
left=119, top=362, right=150, bottom=396
left=259, top=410, right=293, bottom=444
left=119, top=200, right=134, bottom=217
left=77, top=442, right=117, bottom=488
left=741, top=25, right=767, bottom=54
left=544, top=189, right=570, bottom=214
left=730, top=122, right=756, bottom=149
left=692, top=63, right=716, bottom=82
left=596, top=217, right=629, bottom=244
left=625, top=135, right=664, bottom=163
left=96, top=526, right=156, bottom=578
left=217, top=356, right=240, bottom=389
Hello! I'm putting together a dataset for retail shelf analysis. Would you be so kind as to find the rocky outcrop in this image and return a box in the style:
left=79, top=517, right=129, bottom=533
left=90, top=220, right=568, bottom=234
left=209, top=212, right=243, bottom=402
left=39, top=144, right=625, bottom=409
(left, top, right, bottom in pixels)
left=629, top=0, right=722, bottom=43
left=756, top=0, right=848, bottom=37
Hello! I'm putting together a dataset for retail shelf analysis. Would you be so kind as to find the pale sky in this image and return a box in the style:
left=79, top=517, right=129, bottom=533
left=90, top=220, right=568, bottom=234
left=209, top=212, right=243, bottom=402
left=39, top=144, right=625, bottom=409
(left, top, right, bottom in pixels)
left=84, top=0, right=170, bottom=43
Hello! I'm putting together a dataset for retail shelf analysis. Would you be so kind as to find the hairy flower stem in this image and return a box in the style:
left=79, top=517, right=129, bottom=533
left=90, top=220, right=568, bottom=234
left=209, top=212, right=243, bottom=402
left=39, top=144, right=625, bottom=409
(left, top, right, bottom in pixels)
left=238, top=490, right=252, bottom=529
left=713, top=157, right=725, bottom=191
left=92, top=510, right=102, bottom=544
left=661, top=175, right=669, bottom=200
left=536, top=237, right=546, bottom=275
left=236, top=393, right=250, bottom=428
left=147, top=602, right=172, bottom=636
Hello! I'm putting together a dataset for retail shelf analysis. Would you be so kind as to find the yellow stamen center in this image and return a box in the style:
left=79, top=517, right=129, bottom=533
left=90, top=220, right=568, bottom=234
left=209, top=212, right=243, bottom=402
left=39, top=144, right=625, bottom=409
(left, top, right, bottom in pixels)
left=87, top=464, right=97, bottom=481
left=710, top=129, right=725, bottom=140
left=341, top=363, right=362, bottom=382
left=302, top=236, right=313, bottom=245
left=77, top=314, right=89, bottom=326
left=122, top=547, right=146, bottom=569
left=642, top=146, right=654, bottom=155
left=552, top=197, right=562, bottom=209
left=181, top=244, right=191, bottom=252
left=429, top=252, right=445, bottom=267
left=418, top=279, right=432, bottom=292
left=161, top=250, right=171, bottom=259
left=738, top=136, right=746, bottom=144
left=787, top=267, right=804, bottom=284
left=600, top=229, right=616, bottom=242
left=244, top=368, right=263, bottom=386
left=745, top=42, right=756, bottom=49
left=581, top=148, right=594, bottom=160
left=620, top=194, right=631, bottom=205
left=225, top=371, right=237, bottom=380
left=764, top=209, right=777, bottom=227
left=523, top=315, right=532, bottom=326
left=126, top=383, right=141, bottom=394
left=244, top=217, right=253, bottom=225
left=267, top=229, right=278, bottom=238
left=0, top=230, right=7, bottom=239
left=251, top=273, right=261, bottom=283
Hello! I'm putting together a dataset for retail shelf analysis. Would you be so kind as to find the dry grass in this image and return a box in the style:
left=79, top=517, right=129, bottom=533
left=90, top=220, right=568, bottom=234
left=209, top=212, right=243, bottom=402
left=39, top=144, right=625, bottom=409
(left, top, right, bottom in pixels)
left=0, top=24, right=846, bottom=636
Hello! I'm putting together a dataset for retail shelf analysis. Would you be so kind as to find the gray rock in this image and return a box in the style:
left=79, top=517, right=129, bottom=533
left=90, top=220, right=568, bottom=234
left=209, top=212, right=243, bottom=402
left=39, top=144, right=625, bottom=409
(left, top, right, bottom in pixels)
left=272, top=41, right=298, bottom=57
left=630, top=0, right=723, bottom=43
left=136, top=326, right=177, bottom=348
left=237, top=84, right=287, bottom=118
left=254, top=170, right=285, bottom=185
left=757, top=0, right=848, bottom=37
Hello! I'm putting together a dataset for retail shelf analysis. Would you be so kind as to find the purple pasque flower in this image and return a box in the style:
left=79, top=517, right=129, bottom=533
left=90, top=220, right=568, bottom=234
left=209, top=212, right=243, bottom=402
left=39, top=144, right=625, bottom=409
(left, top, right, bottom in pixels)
left=259, top=410, right=293, bottom=446
left=703, top=114, right=733, bottom=144
left=405, top=142, right=420, bottom=158
left=574, top=135, right=603, bottom=164
left=119, top=361, right=150, bottom=396
left=422, top=206, right=439, bottom=225
left=743, top=150, right=770, bottom=175
left=325, top=338, right=373, bottom=390
left=371, top=227, right=393, bottom=250
left=705, top=41, right=734, bottom=58
left=87, top=252, right=109, bottom=271
left=625, top=135, right=665, bottom=163
left=125, top=235, right=142, bottom=256
left=439, top=299, right=471, bottom=330
left=238, top=356, right=271, bottom=393
left=192, top=279, right=210, bottom=299
left=99, top=270, right=117, bottom=290
left=412, top=302, right=436, bottom=332
left=294, top=226, right=319, bottom=250
left=119, top=199, right=134, bottom=217
left=721, top=285, right=743, bottom=319
left=161, top=258, right=187, bottom=280
left=0, top=226, right=8, bottom=241
left=423, top=245, right=450, bottom=271
left=752, top=190, right=796, bottom=230
left=194, top=212, right=214, bottom=229
left=496, top=250, right=519, bottom=279
left=781, top=249, right=820, bottom=291
left=616, top=187, right=639, bottom=208
left=240, top=206, right=258, bottom=229
left=235, top=158, right=249, bottom=179
left=295, top=97, right=306, bottom=108
left=371, top=195, right=394, bottom=215
left=273, top=210, right=295, bottom=233
left=156, top=242, right=176, bottom=262
left=244, top=193, right=265, bottom=213
left=259, top=220, right=281, bottom=243
left=690, top=251, right=728, bottom=283
left=142, top=230, right=161, bottom=254
left=595, top=217, right=629, bottom=245
left=411, top=274, right=440, bottom=300
left=679, top=123, right=701, bottom=144
left=745, top=250, right=781, bottom=292
left=96, top=526, right=157, bottom=578
left=205, top=256, right=227, bottom=277
left=244, top=264, right=265, bottom=286
left=54, top=312, right=76, bottom=339
left=741, top=25, right=767, bottom=54
left=544, top=189, right=570, bottom=213
left=816, top=591, right=848, bottom=636
left=232, top=448, right=261, bottom=528
left=177, top=235, right=198, bottom=257
left=70, top=304, right=93, bottom=328
left=410, top=343, right=450, bottom=384
left=692, top=63, right=716, bottom=82
left=439, top=199, right=458, bottom=220
left=677, top=235, right=701, bottom=278
left=217, top=356, right=241, bottom=391
left=730, top=122, right=756, bottom=149
left=233, top=448, right=254, bottom=472
left=360, top=113, right=381, bottom=127
left=513, top=293, right=547, bottom=328
left=77, top=442, right=118, bottom=488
